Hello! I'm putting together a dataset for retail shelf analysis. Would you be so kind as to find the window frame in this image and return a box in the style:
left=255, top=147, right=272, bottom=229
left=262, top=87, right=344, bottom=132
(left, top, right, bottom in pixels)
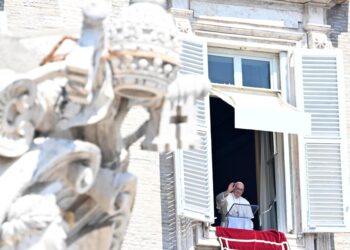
left=208, top=47, right=292, bottom=232
left=208, top=47, right=279, bottom=90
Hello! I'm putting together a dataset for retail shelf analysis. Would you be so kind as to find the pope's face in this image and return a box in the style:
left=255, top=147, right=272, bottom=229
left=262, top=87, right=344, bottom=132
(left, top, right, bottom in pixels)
left=233, top=183, right=244, bottom=198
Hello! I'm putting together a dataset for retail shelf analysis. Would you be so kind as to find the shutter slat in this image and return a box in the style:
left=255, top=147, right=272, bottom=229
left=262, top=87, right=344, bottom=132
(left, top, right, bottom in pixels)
left=298, top=50, right=349, bottom=232
left=175, top=37, right=214, bottom=223
left=301, top=55, right=341, bottom=139
left=299, top=51, right=349, bottom=232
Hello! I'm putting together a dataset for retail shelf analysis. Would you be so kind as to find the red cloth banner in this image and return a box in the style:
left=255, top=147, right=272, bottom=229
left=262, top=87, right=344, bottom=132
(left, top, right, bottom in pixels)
left=216, top=227, right=289, bottom=250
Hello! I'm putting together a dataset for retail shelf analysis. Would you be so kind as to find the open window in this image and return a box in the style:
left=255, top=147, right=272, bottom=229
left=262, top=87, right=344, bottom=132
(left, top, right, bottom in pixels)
left=208, top=94, right=305, bottom=231
left=173, top=40, right=314, bottom=234
left=208, top=50, right=310, bottom=232
left=210, top=97, right=280, bottom=230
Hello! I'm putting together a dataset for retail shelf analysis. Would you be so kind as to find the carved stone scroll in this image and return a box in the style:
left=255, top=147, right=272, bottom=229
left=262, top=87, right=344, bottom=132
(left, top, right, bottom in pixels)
left=0, top=194, right=66, bottom=250
left=88, top=169, right=136, bottom=214
left=0, top=74, right=37, bottom=157
left=0, top=138, right=101, bottom=225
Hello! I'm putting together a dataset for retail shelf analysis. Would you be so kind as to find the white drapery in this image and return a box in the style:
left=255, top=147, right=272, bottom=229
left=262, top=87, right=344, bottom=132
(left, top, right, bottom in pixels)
left=256, top=131, right=277, bottom=230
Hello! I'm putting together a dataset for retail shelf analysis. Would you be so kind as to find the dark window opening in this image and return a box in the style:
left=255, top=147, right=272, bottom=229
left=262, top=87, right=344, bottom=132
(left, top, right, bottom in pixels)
left=210, top=97, right=278, bottom=230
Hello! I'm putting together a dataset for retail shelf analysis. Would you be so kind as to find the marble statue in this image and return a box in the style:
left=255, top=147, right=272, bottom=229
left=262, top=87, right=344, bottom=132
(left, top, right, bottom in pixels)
left=0, top=0, right=209, bottom=249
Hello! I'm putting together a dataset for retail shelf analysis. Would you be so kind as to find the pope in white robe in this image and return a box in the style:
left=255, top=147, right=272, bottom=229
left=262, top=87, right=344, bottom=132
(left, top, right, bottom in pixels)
left=216, top=182, right=254, bottom=229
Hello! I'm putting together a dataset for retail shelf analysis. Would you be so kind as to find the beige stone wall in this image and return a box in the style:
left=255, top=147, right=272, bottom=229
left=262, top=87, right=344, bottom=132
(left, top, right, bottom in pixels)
left=328, top=4, right=350, bottom=249
left=121, top=107, right=164, bottom=250
left=335, top=32, right=350, bottom=250
left=334, top=233, right=350, bottom=250
left=3, top=0, right=129, bottom=36
left=5, top=0, right=81, bottom=36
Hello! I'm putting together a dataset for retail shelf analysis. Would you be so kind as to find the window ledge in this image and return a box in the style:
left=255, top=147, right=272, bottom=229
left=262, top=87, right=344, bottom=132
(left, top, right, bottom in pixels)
left=194, top=225, right=220, bottom=248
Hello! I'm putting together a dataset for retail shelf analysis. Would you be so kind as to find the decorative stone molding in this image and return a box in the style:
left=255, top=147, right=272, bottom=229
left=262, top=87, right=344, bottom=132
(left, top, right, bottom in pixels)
left=170, top=8, right=194, bottom=34
left=303, top=3, right=333, bottom=48
left=170, top=8, right=193, bottom=18
left=192, top=15, right=303, bottom=52
left=304, top=22, right=332, bottom=49
left=193, top=15, right=304, bottom=41
left=307, top=31, right=333, bottom=49
left=248, top=0, right=346, bottom=5
left=175, top=18, right=193, bottom=34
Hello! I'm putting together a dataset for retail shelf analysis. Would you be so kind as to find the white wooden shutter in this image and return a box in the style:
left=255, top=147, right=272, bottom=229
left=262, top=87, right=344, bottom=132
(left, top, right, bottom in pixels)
left=174, top=35, right=214, bottom=223
left=295, top=49, right=350, bottom=232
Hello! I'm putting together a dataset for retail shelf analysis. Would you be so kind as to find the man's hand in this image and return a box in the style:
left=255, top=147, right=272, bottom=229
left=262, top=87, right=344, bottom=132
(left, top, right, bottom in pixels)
left=227, top=182, right=235, bottom=193
left=224, top=182, right=235, bottom=197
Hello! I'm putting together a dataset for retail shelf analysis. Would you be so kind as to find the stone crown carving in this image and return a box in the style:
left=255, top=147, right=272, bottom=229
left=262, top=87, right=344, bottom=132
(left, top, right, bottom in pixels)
left=109, top=2, right=180, bottom=101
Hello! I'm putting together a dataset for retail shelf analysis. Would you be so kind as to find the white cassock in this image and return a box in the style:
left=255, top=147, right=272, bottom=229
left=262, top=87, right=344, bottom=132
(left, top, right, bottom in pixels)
left=216, top=192, right=254, bottom=229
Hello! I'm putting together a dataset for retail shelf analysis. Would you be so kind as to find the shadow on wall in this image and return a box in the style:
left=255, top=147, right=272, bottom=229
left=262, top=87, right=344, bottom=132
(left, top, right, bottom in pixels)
left=0, top=0, right=3, bottom=11
left=327, top=3, right=349, bottom=47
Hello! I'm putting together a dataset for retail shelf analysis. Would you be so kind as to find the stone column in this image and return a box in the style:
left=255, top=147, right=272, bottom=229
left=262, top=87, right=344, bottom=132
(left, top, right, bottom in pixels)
left=304, top=3, right=333, bottom=49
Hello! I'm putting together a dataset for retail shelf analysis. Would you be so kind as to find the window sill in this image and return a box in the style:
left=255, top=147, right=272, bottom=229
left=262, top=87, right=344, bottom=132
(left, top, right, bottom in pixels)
left=194, top=225, right=220, bottom=248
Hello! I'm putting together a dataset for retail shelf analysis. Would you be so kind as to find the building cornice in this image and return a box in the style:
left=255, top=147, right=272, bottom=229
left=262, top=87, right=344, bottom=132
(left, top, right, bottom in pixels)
left=192, top=15, right=304, bottom=50
left=198, top=32, right=299, bottom=53
left=304, top=23, right=331, bottom=32
left=190, top=0, right=348, bottom=8
left=269, top=0, right=346, bottom=4
left=169, top=8, right=193, bottom=18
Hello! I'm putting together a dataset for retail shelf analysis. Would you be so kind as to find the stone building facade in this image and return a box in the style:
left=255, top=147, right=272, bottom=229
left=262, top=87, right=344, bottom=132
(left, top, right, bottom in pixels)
left=1, top=0, right=350, bottom=250
left=327, top=3, right=350, bottom=250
